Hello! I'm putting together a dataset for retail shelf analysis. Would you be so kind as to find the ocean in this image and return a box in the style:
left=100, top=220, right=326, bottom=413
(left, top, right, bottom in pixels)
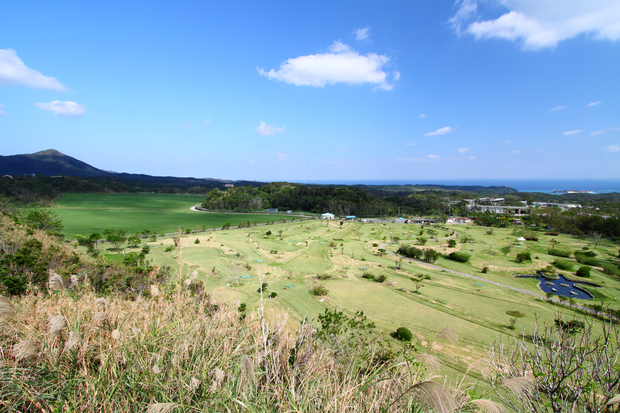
left=306, top=179, right=620, bottom=194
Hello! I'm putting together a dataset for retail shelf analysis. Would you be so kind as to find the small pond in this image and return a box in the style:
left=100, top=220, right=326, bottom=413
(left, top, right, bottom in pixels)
left=537, top=274, right=594, bottom=300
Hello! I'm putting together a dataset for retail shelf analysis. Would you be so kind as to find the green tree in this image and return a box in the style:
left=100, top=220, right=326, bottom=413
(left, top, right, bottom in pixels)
left=104, top=229, right=127, bottom=250
left=21, top=209, right=63, bottom=237
left=127, top=235, right=141, bottom=248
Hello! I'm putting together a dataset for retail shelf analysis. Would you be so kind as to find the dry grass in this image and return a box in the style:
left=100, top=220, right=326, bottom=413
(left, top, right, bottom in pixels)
left=0, top=276, right=494, bottom=412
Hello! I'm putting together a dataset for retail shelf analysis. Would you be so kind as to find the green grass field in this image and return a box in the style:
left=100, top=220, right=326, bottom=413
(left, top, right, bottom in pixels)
left=60, top=193, right=620, bottom=378
left=50, top=193, right=304, bottom=238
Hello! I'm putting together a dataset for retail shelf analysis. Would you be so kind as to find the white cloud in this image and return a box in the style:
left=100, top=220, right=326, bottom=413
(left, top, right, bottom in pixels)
left=549, top=105, right=566, bottom=111
left=35, top=100, right=86, bottom=117
left=418, top=113, right=427, bottom=118
left=0, top=49, right=66, bottom=91
left=203, top=119, right=211, bottom=126
left=355, top=26, right=371, bottom=41
left=606, top=144, right=620, bottom=152
left=256, top=121, right=285, bottom=136
left=428, top=154, right=440, bottom=159
left=258, top=41, right=396, bottom=91
left=424, top=126, right=455, bottom=136
left=505, top=140, right=511, bottom=143
left=449, top=0, right=620, bottom=50
left=469, top=155, right=476, bottom=160
left=590, top=127, right=620, bottom=136
left=338, top=145, right=348, bottom=152
left=393, top=71, right=401, bottom=81
left=275, top=152, right=289, bottom=160
left=405, top=142, right=417, bottom=146
left=586, top=101, right=602, bottom=107
left=512, top=149, right=521, bottom=154
left=169, top=157, right=189, bottom=165
left=0, top=103, right=6, bottom=117
left=180, top=123, right=193, bottom=130
left=563, top=129, right=583, bottom=135
left=458, top=147, right=470, bottom=154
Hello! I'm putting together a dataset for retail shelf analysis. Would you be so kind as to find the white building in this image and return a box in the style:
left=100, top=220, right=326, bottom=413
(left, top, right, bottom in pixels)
left=321, top=213, right=335, bottom=219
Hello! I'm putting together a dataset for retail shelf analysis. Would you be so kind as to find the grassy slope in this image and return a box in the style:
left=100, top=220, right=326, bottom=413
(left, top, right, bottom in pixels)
left=130, top=219, right=620, bottom=378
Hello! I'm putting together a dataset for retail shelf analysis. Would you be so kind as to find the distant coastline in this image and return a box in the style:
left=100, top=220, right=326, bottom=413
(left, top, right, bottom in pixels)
left=305, top=179, right=620, bottom=194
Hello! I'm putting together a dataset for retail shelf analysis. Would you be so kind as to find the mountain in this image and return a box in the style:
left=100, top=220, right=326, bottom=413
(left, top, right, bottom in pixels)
left=0, top=149, right=112, bottom=178
left=0, top=149, right=261, bottom=187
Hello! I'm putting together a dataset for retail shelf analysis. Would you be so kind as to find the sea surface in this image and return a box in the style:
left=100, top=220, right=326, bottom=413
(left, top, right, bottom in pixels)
left=307, top=179, right=620, bottom=194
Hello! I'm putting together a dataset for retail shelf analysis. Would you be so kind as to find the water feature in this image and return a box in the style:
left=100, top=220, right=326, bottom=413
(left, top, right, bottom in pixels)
left=536, top=274, right=596, bottom=300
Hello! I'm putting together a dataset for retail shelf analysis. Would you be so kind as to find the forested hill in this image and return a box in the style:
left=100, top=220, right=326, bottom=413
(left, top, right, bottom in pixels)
left=200, top=182, right=390, bottom=216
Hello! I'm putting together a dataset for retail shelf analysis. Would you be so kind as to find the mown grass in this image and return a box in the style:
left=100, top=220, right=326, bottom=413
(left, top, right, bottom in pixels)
left=50, top=193, right=302, bottom=238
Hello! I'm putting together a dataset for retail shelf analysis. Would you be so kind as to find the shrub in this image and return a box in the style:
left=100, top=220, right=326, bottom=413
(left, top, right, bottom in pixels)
left=553, top=258, right=574, bottom=271
left=315, top=273, right=331, bottom=280
left=506, top=310, right=525, bottom=318
left=397, top=245, right=423, bottom=260
left=310, top=285, right=328, bottom=296
left=269, top=292, right=278, bottom=298
left=238, top=303, right=247, bottom=312
left=448, top=251, right=471, bottom=263
left=547, top=248, right=571, bottom=258
left=374, top=274, right=387, bottom=283
left=257, top=282, right=268, bottom=293
left=576, top=266, right=591, bottom=277
left=545, top=232, right=559, bottom=236
left=574, top=251, right=600, bottom=266
left=481, top=266, right=489, bottom=273
left=361, top=272, right=374, bottom=280
left=395, top=327, right=413, bottom=342
left=372, top=243, right=378, bottom=247
left=423, top=249, right=440, bottom=263
left=516, top=252, right=532, bottom=263
left=602, top=263, right=620, bottom=276
left=194, top=239, right=200, bottom=244
left=447, top=239, right=457, bottom=248
left=165, top=246, right=174, bottom=252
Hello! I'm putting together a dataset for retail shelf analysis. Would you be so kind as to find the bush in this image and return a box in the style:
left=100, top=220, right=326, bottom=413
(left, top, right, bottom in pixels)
left=602, top=263, right=620, bottom=276
left=423, top=249, right=440, bottom=263
left=397, top=245, right=423, bottom=260
left=516, top=252, right=532, bottom=263
left=576, top=266, right=591, bottom=277
left=361, top=272, right=374, bottom=280
left=574, top=251, right=600, bottom=266
left=395, top=327, right=413, bottom=342
left=165, top=246, right=174, bottom=252
left=553, top=258, right=574, bottom=271
left=447, top=239, right=457, bottom=248
left=257, top=282, right=268, bottom=293
left=448, top=251, right=471, bottom=263
left=374, top=274, right=387, bottom=283
left=310, top=285, right=328, bottom=296
left=506, top=310, right=525, bottom=318
left=481, top=266, right=489, bottom=273
left=238, top=303, right=247, bottom=312
left=548, top=248, right=571, bottom=258
left=269, top=292, right=277, bottom=298
left=315, top=273, right=331, bottom=280
left=194, top=239, right=200, bottom=244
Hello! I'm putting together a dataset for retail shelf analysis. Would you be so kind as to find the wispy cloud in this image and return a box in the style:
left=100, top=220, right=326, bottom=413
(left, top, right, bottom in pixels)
left=0, top=103, right=6, bottom=117
left=256, top=121, right=285, bottom=136
left=338, top=145, right=348, bottom=152
left=354, top=26, right=370, bottom=41
left=512, top=150, right=521, bottom=154
left=563, top=129, right=583, bottom=135
left=449, top=0, right=620, bottom=50
left=275, top=152, right=289, bottom=160
left=586, top=101, right=602, bottom=107
left=549, top=105, right=566, bottom=111
left=469, top=156, right=476, bottom=160
left=427, top=154, right=440, bottom=159
left=405, top=142, right=417, bottom=146
left=606, top=144, right=620, bottom=152
left=169, top=157, right=189, bottom=165
left=590, top=127, right=620, bottom=136
left=0, top=49, right=66, bottom=91
left=203, top=119, right=211, bottom=126
left=258, top=41, right=396, bottom=91
left=424, top=126, right=455, bottom=136
left=35, top=100, right=86, bottom=117
left=458, top=147, right=470, bottom=154
left=180, top=123, right=193, bottom=130
left=418, top=113, right=427, bottom=118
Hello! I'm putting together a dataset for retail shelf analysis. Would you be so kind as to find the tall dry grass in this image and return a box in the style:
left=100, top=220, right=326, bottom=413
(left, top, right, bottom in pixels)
left=0, top=275, right=498, bottom=412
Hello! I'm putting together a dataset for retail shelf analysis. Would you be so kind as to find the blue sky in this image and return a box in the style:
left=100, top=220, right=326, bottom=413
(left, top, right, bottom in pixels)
left=1, top=0, right=619, bottom=182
